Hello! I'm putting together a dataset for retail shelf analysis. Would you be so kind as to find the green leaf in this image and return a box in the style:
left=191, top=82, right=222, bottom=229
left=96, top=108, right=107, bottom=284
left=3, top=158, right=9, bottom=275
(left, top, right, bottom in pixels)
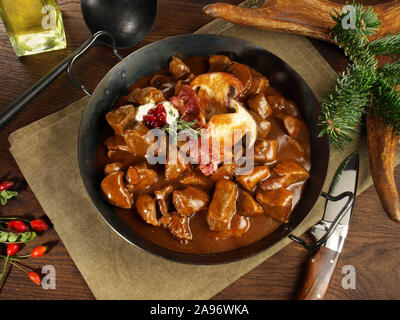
left=0, top=231, right=36, bottom=244
left=0, top=190, right=18, bottom=206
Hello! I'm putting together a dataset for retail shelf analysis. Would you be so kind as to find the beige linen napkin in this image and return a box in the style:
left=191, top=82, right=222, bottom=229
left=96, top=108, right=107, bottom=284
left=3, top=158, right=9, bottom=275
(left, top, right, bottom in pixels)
left=8, top=0, right=391, bottom=299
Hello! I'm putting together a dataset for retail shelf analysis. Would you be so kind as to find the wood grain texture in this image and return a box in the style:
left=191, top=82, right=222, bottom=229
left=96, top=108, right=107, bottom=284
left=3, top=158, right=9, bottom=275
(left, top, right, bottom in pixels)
left=204, top=0, right=400, bottom=43
left=297, top=247, right=340, bottom=300
left=0, top=0, right=399, bottom=300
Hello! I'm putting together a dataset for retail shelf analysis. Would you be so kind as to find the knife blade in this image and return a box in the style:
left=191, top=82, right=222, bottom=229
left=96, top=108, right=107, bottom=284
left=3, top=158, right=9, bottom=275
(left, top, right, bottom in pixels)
left=298, top=152, right=359, bottom=300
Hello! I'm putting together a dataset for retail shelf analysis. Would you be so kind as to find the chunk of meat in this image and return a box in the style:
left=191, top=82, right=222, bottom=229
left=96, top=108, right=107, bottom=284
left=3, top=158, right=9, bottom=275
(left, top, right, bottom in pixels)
left=209, top=55, right=232, bottom=72
left=247, top=94, right=272, bottom=119
left=216, top=215, right=250, bottom=239
left=273, top=160, right=309, bottom=184
left=228, top=62, right=252, bottom=94
left=168, top=214, right=192, bottom=243
left=276, top=113, right=303, bottom=137
left=210, top=163, right=236, bottom=181
left=191, top=72, right=243, bottom=121
left=266, top=95, right=299, bottom=117
left=179, top=170, right=211, bottom=189
left=169, top=56, right=190, bottom=80
left=248, top=76, right=269, bottom=95
left=165, top=149, right=191, bottom=181
left=254, top=140, right=279, bottom=163
left=126, top=162, right=158, bottom=191
left=101, top=172, right=133, bottom=209
left=205, top=99, right=257, bottom=162
left=256, top=188, right=294, bottom=223
left=287, top=137, right=304, bottom=157
left=236, top=165, right=270, bottom=192
left=154, top=185, right=174, bottom=216
left=150, top=74, right=176, bottom=98
left=237, top=188, right=264, bottom=216
left=261, top=160, right=309, bottom=190
left=136, top=194, right=159, bottom=226
left=105, top=105, right=136, bottom=135
left=172, top=186, right=210, bottom=216
left=104, top=135, right=130, bottom=153
left=169, top=85, right=205, bottom=126
left=127, top=87, right=165, bottom=105
left=250, top=111, right=272, bottom=141
left=207, top=179, right=238, bottom=231
left=104, top=162, right=123, bottom=175
left=123, top=122, right=156, bottom=157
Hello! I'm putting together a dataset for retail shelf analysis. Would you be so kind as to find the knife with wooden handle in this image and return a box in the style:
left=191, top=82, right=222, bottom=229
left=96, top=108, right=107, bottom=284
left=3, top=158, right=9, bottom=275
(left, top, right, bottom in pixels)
left=298, top=153, right=359, bottom=300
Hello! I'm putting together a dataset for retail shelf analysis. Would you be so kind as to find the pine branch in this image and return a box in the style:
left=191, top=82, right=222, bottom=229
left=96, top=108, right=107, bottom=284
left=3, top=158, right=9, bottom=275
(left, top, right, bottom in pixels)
left=369, top=33, right=400, bottom=57
left=372, top=62, right=400, bottom=131
left=330, top=3, right=380, bottom=66
left=319, top=3, right=380, bottom=150
left=318, top=63, right=376, bottom=150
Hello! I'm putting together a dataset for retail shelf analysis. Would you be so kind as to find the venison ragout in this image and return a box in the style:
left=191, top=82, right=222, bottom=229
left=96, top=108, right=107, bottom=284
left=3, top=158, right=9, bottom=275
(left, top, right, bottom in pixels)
left=97, top=55, right=311, bottom=254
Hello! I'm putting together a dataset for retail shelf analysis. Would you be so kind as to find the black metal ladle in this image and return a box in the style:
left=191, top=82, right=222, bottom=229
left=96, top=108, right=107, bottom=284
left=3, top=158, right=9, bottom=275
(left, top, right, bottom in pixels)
left=0, top=0, right=157, bottom=129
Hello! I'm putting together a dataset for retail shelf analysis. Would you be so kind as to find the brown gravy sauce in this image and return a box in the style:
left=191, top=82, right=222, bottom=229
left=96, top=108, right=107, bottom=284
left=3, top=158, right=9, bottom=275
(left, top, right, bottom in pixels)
left=96, top=56, right=311, bottom=254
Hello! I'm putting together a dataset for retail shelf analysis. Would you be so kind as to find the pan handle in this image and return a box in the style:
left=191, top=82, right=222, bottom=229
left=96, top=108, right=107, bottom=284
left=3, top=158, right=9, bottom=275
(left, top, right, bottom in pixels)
left=288, top=191, right=354, bottom=251
left=66, top=30, right=123, bottom=96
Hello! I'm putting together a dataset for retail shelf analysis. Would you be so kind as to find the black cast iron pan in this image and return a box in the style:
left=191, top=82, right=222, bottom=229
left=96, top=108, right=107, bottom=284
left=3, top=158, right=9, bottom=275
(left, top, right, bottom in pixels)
left=77, top=34, right=329, bottom=264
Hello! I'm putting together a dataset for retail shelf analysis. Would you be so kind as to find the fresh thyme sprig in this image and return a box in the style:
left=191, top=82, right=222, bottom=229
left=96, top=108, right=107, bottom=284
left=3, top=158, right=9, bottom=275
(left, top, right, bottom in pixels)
left=162, top=109, right=203, bottom=143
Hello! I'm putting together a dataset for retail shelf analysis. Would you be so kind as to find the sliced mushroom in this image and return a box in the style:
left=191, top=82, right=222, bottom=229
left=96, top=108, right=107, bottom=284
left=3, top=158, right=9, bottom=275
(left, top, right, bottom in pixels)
left=172, top=186, right=210, bottom=216
left=237, top=188, right=264, bottom=216
left=101, top=172, right=133, bottom=209
left=127, top=87, right=165, bottom=105
left=207, top=179, right=238, bottom=231
left=169, top=56, right=190, bottom=80
left=191, top=72, right=243, bottom=121
left=136, top=194, right=159, bottom=226
left=105, top=104, right=136, bottom=135
left=236, top=165, right=270, bottom=192
left=256, top=188, right=294, bottom=223
left=205, top=99, right=257, bottom=162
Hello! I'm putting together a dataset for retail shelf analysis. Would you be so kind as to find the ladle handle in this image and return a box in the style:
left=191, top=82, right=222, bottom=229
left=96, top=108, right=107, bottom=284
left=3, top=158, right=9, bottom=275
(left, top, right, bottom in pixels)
left=0, top=56, right=70, bottom=129
left=67, top=31, right=123, bottom=96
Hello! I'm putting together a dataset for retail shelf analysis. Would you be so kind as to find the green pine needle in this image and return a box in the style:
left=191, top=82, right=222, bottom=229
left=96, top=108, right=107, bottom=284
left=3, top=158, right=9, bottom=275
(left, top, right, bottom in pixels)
left=372, top=62, right=400, bottom=131
left=369, top=33, right=400, bottom=56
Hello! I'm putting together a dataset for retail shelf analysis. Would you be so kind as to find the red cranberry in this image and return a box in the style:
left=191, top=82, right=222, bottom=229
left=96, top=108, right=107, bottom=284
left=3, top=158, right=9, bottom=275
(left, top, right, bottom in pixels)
left=143, top=104, right=167, bottom=128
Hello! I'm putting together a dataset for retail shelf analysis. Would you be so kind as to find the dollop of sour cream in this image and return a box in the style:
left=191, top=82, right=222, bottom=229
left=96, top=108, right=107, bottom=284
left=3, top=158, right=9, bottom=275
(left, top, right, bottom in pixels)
left=135, top=101, right=179, bottom=125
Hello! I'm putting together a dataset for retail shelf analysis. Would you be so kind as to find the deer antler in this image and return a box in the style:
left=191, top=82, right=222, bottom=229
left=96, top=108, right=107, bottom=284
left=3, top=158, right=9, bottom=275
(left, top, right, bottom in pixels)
left=203, top=0, right=400, bottom=43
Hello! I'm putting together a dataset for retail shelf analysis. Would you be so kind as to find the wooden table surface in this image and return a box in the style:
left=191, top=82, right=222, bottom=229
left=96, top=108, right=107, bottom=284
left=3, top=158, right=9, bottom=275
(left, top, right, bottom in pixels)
left=0, top=0, right=399, bottom=300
